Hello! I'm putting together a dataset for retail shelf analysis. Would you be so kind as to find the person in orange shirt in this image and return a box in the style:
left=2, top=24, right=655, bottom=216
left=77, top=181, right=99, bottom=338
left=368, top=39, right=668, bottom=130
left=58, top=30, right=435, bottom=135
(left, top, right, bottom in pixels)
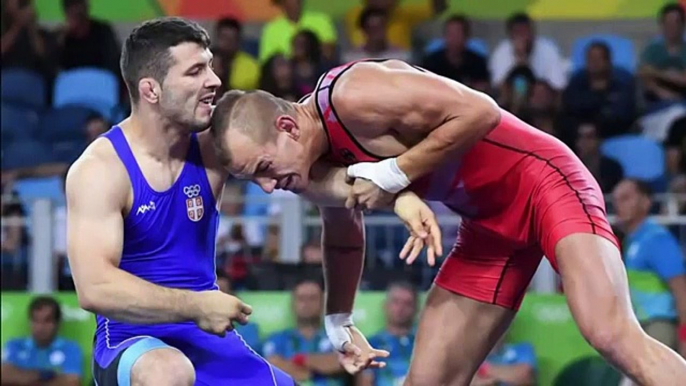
left=345, top=0, right=447, bottom=50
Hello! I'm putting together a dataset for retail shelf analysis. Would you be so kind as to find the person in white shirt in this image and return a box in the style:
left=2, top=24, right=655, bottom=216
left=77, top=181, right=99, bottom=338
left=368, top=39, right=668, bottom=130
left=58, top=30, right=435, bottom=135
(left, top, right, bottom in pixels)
left=489, top=13, right=568, bottom=91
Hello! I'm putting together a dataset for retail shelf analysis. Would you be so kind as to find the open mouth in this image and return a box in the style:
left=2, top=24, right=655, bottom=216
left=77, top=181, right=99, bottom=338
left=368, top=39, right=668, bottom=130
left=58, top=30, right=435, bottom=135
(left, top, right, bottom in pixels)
left=199, top=94, right=214, bottom=107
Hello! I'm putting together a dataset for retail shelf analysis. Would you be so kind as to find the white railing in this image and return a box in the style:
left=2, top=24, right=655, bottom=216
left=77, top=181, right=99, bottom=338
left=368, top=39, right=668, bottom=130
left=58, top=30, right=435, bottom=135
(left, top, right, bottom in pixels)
left=2, top=195, right=685, bottom=293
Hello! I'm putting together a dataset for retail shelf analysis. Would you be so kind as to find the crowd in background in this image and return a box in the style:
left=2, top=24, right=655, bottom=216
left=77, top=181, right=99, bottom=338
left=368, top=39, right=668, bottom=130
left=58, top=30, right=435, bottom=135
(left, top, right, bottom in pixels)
left=1, top=0, right=686, bottom=289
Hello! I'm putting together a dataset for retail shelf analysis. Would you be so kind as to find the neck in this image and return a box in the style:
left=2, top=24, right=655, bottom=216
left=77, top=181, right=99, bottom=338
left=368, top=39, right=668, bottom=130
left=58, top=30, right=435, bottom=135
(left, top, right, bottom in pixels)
left=123, top=109, right=192, bottom=163
left=286, top=10, right=301, bottom=23
left=445, top=46, right=464, bottom=61
left=386, top=324, right=411, bottom=336
left=364, top=40, right=388, bottom=53
left=296, top=102, right=329, bottom=161
left=624, top=216, right=646, bottom=234
left=297, top=321, right=320, bottom=338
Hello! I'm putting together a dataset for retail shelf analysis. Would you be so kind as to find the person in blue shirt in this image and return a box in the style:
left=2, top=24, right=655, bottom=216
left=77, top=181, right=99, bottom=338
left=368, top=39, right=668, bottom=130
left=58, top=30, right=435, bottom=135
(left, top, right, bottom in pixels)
left=472, top=330, right=537, bottom=386
left=263, top=279, right=347, bottom=385
left=1, top=296, right=83, bottom=386
left=613, top=179, right=686, bottom=358
left=215, top=272, right=262, bottom=354
left=357, top=281, right=418, bottom=386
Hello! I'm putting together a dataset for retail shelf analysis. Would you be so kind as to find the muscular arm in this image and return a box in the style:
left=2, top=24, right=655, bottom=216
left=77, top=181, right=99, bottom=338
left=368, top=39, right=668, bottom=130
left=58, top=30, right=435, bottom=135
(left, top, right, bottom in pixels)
left=335, top=61, right=501, bottom=182
left=66, top=148, right=202, bottom=323
left=1, top=363, right=41, bottom=386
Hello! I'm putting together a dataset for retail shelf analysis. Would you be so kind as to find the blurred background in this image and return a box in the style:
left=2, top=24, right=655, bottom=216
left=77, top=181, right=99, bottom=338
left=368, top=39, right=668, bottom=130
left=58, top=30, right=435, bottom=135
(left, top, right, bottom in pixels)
left=1, top=0, right=685, bottom=385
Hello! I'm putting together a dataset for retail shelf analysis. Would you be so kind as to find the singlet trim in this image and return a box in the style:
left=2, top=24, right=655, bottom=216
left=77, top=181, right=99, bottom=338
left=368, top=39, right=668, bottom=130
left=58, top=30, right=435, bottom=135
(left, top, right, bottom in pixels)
left=318, top=61, right=386, bottom=161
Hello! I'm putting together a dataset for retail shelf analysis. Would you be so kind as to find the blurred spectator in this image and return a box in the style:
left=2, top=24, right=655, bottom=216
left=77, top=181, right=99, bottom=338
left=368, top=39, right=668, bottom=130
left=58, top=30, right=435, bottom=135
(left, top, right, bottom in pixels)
left=292, top=30, right=331, bottom=97
left=262, top=224, right=282, bottom=262
left=259, top=0, right=337, bottom=62
left=497, top=66, right=536, bottom=118
left=563, top=41, right=637, bottom=138
left=1, top=191, right=29, bottom=290
left=1, top=0, right=56, bottom=78
left=665, top=116, right=686, bottom=179
left=664, top=174, right=686, bottom=214
left=217, top=182, right=249, bottom=257
left=358, top=281, right=417, bottom=386
left=212, top=18, right=260, bottom=95
left=638, top=3, right=686, bottom=103
left=301, top=239, right=323, bottom=265
left=345, top=0, right=447, bottom=50
left=1, top=296, right=82, bottom=386
left=261, top=54, right=301, bottom=102
left=612, top=179, right=686, bottom=358
left=215, top=272, right=262, bottom=353
left=575, top=123, right=624, bottom=193
left=54, top=170, right=74, bottom=290
left=262, top=279, right=346, bottom=385
left=421, top=15, right=489, bottom=92
left=57, top=0, right=120, bottom=76
left=342, top=7, right=411, bottom=64
left=472, top=330, right=537, bottom=385
left=490, top=13, right=567, bottom=92
left=520, top=80, right=561, bottom=136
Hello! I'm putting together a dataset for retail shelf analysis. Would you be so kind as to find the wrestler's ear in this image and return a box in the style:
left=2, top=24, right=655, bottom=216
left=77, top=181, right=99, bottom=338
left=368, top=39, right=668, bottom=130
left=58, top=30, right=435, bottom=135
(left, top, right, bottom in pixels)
left=139, top=78, right=161, bottom=104
left=275, top=115, right=299, bottom=140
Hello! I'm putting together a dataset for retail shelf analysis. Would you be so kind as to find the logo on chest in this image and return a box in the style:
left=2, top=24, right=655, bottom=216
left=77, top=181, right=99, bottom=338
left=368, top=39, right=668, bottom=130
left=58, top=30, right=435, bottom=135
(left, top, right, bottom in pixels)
left=183, top=184, right=204, bottom=222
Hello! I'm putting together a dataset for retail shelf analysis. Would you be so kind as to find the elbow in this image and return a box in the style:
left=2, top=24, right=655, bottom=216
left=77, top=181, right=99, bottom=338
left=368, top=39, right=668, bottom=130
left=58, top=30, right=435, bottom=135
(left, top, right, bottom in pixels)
left=477, top=95, right=501, bottom=134
left=75, top=281, right=109, bottom=313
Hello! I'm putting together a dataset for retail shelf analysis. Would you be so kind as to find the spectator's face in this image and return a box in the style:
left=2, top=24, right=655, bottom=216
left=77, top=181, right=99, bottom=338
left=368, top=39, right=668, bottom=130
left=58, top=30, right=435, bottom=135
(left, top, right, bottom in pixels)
left=30, top=306, right=59, bottom=346
left=444, top=21, right=467, bottom=51
left=363, top=15, right=387, bottom=45
left=293, top=282, right=323, bottom=324
left=215, top=26, right=240, bottom=55
left=301, top=244, right=323, bottom=264
left=509, top=22, right=533, bottom=44
left=85, top=117, right=108, bottom=143
left=272, top=55, right=294, bottom=86
left=292, top=33, right=311, bottom=61
left=280, top=0, right=302, bottom=18
left=612, top=180, right=651, bottom=226
left=575, top=124, right=600, bottom=158
left=65, top=2, right=88, bottom=29
left=662, top=10, right=685, bottom=41
left=528, top=81, right=554, bottom=111
left=156, top=43, right=221, bottom=133
left=385, top=287, right=416, bottom=328
left=217, top=277, right=232, bottom=294
left=586, top=46, right=610, bottom=77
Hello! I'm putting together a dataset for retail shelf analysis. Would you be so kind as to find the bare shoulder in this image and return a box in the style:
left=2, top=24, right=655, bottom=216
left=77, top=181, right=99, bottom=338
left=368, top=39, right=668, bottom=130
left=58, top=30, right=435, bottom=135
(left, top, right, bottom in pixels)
left=195, top=130, right=229, bottom=190
left=66, top=137, right=129, bottom=207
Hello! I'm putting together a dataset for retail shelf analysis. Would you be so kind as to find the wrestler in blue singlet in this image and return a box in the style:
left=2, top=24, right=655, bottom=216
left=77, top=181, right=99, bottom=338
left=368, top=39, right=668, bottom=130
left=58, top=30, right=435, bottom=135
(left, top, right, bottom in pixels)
left=92, top=126, right=294, bottom=386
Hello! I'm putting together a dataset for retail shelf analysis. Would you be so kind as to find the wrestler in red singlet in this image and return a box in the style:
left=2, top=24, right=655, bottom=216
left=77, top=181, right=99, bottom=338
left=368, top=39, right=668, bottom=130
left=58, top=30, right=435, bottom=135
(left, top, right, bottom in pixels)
left=313, top=61, right=618, bottom=310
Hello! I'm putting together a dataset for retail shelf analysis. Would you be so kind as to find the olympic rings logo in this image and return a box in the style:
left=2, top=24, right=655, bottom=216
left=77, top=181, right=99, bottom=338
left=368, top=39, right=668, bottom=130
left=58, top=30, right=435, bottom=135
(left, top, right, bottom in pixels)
left=183, top=184, right=201, bottom=198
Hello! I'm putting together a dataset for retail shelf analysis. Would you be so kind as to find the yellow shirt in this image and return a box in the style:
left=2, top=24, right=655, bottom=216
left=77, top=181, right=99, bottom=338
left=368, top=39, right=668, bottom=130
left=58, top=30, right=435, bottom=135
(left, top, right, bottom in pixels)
left=259, top=11, right=338, bottom=62
left=228, top=51, right=260, bottom=91
left=345, top=2, right=433, bottom=49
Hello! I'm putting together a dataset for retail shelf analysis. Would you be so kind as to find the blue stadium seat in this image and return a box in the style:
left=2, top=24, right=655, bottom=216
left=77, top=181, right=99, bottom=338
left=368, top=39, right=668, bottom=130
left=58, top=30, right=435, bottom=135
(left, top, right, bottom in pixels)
left=570, top=34, right=636, bottom=73
left=53, top=68, right=119, bottom=120
left=1, top=103, right=40, bottom=141
left=37, top=106, right=93, bottom=143
left=0, top=68, right=46, bottom=109
left=600, top=135, right=665, bottom=182
left=423, top=38, right=489, bottom=57
left=1, top=139, right=54, bottom=170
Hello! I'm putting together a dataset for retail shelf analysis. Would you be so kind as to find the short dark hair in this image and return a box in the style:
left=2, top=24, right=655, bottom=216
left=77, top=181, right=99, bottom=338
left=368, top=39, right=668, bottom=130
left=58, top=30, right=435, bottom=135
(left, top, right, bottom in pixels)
left=660, top=3, right=685, bottom=23
left=626, top=178, right=654, bottom=198
left=61, top=0, right=85, bottom=11
left=387, top=281, right=418, bottom=297
left=587, top=41, right=611, bottom=60
left=216, top=17, right=242, bottom=35
left=506, top=12, right=532, bottom=31
left=444, top=14, right=471, bottom=37
left=120, top=17, right=211, bottom=103
left=28, top=296, right=62, bottom=323
left=359, top=7, right=387, bottom=29
left=293, top=277, right=324, bottom=293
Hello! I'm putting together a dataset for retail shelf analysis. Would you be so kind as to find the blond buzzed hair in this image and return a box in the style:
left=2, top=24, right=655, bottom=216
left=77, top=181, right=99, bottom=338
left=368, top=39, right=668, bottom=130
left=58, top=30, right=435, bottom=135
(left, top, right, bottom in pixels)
left=210, top=90, right=295, bottom=166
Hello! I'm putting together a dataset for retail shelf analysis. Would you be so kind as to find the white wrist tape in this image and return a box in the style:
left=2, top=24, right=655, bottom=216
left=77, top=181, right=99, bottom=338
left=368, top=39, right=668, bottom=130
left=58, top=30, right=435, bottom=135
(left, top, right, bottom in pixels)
left=324, top=313, right=354, bottom=352
left=346, top=158, right=411, bottom=194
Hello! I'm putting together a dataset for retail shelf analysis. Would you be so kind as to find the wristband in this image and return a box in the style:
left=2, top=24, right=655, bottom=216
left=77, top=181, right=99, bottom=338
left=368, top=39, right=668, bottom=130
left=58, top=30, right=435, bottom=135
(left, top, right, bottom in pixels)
left=679, top=324, right=686, bottom=342
left=477, top=363, right=491, bottom=377
left=39, top=370, right=56, bottom=381
left=324, top=313, right=354, bottom=352
left=347, top=158, right=411, bottom=194
left=292, top=353, right=307, bottom=367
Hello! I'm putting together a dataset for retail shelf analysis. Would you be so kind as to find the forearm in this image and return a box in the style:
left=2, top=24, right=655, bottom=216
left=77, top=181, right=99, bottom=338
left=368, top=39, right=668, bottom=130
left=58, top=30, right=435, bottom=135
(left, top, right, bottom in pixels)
left=397, top=99, right=500, bottom=181
left=488, top=364, right=535, bottom=385
left=321, top=208, right=365, bottom=314
left=655, top=71, right=686, bottom=87
left=46, top=375, right=80, bottom=386
left=77, top=267, right=200, bottom=324
left=0, top=364, right=40, bottom=386
left=305, top=353, right=344, bottom=375
left=267, top=356, right=311, bottom=382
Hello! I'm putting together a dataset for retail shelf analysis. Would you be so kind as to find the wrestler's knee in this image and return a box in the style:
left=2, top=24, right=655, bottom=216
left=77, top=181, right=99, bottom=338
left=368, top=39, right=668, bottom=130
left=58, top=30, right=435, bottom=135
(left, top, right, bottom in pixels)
left=131, top=348, right=195, bottom=386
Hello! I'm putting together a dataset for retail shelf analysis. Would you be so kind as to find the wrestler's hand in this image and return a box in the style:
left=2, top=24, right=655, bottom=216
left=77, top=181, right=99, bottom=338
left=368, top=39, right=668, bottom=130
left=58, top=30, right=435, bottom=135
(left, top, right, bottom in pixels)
left=345, top=177, right=396, bottom=211
left=193, top=291, right=253, bottom=337
left=394, top=192, right=443, bottom=266
left=338, top=326, right=390, bottom=375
